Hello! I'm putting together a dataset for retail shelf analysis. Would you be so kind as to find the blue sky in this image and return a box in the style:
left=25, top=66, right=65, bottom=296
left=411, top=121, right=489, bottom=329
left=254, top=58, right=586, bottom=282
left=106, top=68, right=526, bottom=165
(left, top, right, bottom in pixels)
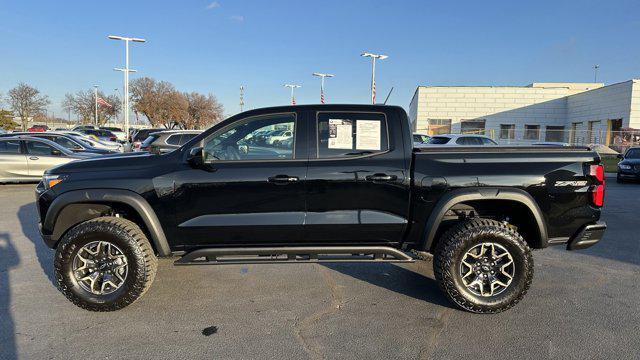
left=1, top=0, right=639, bottom=119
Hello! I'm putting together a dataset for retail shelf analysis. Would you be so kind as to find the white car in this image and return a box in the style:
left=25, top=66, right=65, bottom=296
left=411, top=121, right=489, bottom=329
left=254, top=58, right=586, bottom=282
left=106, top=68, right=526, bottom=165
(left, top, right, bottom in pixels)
left=100, top=127, right=127, bottom=143
left=266, top=130, right=293, bottom=145
left=58, top=131, right=124, bottom=152
left=424, top=134, right=498, bottom=146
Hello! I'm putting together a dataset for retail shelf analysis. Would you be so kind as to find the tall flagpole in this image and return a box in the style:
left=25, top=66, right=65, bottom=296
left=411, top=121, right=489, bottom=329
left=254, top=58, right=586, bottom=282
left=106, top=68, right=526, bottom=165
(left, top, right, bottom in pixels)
left=312, top=73, right=334, bottom=104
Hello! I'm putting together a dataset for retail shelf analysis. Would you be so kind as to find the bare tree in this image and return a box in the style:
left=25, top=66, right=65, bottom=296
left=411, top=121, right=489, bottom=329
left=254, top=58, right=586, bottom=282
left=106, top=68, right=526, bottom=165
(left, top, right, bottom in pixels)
left=7, top=83, right=50, bottom=131
left=130, top=77, right=189, bottom=128
left=62, top=89, right=120, bottom=126
left=183, top=92, right=224, bottom=129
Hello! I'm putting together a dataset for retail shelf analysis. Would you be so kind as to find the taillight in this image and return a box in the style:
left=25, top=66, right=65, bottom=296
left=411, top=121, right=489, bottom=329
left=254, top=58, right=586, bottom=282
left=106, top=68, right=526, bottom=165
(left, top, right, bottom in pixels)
left=589, top=164, right=605, bottom=207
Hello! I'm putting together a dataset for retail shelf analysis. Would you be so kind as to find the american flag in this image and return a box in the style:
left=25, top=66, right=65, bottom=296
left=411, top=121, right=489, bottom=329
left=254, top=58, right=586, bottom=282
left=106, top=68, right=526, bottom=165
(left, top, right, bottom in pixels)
left=321, top=89, right=325, bottom=104
left=97, top=97, right=112, bottom=107
left=292, top=97, right=296, bottom=105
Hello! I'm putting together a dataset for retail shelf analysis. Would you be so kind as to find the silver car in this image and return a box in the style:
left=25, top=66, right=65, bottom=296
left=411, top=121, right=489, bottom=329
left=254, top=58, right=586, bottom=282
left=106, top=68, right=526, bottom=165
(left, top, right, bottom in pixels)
left=0, top=137, right=95, bottom=183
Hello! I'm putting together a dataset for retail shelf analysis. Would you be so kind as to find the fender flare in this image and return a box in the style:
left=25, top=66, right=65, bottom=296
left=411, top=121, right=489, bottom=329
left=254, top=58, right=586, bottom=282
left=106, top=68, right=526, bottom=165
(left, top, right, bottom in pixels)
left=422, top=187, right=548, bottom=251
left=43, top=189, right=171, bottom=256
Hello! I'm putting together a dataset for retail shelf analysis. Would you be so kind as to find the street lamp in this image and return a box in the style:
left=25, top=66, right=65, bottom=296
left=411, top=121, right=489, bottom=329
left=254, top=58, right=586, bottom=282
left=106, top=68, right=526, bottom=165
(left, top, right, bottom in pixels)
left=93, top=85, right=99, bottom=125
left=312, top=73, right=334, bottom=104
left=594, top=64, right=600, bottom=83
left=283, top=84, right=301, bottom=105
left=108, top=35, right=146, bottom=136
left=361, top=52, right=388, bottom=104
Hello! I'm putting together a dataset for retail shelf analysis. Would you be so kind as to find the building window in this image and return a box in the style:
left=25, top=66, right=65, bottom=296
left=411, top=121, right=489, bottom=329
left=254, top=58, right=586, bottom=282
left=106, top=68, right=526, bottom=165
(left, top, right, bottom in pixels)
left=524, top=125, right=540, bottom=140
left=427, top=119, right=451, bottom=135
left=460, top=119, right=485, bottom=135
left=545, top=126, right=565, bottom=142
left=500, top=124, right=515, bottom=140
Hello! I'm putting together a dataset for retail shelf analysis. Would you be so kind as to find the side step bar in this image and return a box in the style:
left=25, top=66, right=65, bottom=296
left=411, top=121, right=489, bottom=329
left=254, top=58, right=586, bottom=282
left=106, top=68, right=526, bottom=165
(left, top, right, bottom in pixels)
left=174, top=246, right=415, bottom=265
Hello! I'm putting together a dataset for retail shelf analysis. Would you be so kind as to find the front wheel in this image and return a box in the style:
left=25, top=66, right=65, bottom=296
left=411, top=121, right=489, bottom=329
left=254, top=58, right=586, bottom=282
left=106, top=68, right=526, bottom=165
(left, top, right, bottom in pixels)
left=54, top=217, right=157, bottom=311
left=434, top=218, right=534, bottom=314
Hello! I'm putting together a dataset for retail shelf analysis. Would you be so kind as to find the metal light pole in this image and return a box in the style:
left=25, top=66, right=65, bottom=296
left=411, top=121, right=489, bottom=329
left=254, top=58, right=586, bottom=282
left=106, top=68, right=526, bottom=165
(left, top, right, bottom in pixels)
left=114, top=68, right=137, bottom=129
left=93, top=85, right=99, bottom=125
left=283, top=84, right=301, bottom=105
left=361, top=52, right=388, bottom=104
left=594, top=64, right=600, bottom=83
left=108, top=35, right=146, bottom=137
left=312, top=73, right=334, bottom=104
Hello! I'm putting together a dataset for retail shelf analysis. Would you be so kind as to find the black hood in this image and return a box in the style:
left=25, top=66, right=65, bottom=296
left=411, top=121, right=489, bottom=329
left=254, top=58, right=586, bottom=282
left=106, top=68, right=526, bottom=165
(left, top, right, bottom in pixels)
left=48, top=151, right=174, bottom=174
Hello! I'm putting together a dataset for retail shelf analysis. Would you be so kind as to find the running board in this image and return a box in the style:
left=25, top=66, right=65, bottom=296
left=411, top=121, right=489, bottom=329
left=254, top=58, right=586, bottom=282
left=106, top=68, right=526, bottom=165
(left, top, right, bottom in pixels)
left=174, top=246, right=415, bottom=265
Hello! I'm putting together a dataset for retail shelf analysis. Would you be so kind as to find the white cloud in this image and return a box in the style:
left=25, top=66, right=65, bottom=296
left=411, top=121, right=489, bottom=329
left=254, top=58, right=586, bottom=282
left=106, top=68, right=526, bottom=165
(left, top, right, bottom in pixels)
left=206, top=1, right=220, bottom=10
left=230, top=15, right=244, bottom=22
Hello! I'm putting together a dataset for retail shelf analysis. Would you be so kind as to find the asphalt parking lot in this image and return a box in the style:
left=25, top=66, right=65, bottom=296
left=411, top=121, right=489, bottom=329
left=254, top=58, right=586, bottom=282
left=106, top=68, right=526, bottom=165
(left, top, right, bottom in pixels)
left=1, top=177, right=639, bottom=360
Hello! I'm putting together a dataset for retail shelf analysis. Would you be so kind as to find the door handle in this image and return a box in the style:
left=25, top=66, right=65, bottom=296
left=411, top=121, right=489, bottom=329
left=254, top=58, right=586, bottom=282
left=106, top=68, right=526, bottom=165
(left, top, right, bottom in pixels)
left=365, top=173, right=397, bottom=182
left=268, top=175, right=299, bottom=184
left=29, top=156, right=39, bottom=160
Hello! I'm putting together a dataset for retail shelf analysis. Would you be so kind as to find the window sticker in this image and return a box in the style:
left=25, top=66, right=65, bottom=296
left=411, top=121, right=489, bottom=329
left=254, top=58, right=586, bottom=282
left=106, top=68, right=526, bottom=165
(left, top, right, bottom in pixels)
left=356, top=120, right=381, bottom=150
left=328, top=119, right=353, bottom=149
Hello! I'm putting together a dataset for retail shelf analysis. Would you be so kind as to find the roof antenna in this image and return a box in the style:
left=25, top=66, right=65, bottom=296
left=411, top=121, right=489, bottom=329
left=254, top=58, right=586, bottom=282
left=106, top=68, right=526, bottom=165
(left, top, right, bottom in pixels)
left=383, top=87, right=394, bottom=105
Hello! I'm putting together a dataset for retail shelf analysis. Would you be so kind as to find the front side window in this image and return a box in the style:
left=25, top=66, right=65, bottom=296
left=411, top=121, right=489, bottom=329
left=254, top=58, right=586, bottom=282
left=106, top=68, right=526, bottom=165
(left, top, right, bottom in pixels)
left=55, top=136, right=82, bottom=150
left=456, top=137, right=483, bottom=145
left=317, top=112, right=388, bottom=159
left=203, top=113, right=295, bottom=162
left=0, top=140, right=21, bottom=154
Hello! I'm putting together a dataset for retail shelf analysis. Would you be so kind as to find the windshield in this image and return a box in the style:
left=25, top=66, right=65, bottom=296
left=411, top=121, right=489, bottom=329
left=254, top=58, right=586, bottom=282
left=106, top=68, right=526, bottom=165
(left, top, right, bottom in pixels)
left=427, top=136, right=451, bottom=144
left=625, top=148, right=640, bottom=159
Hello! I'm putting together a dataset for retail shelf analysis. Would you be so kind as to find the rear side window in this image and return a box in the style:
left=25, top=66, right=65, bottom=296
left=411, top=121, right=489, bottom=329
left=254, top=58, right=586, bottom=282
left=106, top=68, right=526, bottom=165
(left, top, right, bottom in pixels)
left=166, top=134, right=181, bottom=145
left=482, top=137, right=497, bottom=145
left=317, top=112, right=388, bottom=158
left=0, top=140, right=21, bottom=154
left=179, top=133, right=197, bottom=145
left=456, top=137, right=483, bottom=145
left=428, top=136, right=451, bottom=144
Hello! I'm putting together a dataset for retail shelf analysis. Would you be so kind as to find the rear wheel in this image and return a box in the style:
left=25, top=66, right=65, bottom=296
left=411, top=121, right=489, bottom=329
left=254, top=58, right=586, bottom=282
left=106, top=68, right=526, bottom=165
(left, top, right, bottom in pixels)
left=434, top=218, right=534, bottom=313
left=54, top=216, right=157, bottom=311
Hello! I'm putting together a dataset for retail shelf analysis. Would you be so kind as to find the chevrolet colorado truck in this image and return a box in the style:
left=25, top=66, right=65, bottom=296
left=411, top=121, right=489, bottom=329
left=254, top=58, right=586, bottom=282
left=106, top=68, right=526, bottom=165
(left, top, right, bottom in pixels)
left=35, top=104, right=607, bottom=313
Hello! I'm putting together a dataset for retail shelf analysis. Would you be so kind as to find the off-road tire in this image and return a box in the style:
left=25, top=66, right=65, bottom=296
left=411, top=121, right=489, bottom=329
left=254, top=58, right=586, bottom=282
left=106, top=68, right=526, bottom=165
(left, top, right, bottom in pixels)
left=434, top=218, right=534, bottom=314
left=54, top=216, right=157, bottom=311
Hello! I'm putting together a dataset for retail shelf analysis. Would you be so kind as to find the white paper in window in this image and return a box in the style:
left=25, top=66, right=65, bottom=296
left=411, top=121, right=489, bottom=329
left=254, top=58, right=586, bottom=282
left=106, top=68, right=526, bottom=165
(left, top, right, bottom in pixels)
left=328, top=119, right=353, bottom=149
left=356, top=120, right=381, bottom=150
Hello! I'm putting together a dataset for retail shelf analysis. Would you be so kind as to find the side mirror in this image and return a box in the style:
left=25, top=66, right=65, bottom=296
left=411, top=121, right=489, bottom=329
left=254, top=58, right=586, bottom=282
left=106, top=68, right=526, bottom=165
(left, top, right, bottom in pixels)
left=617, top=154, right=624, bottom=159
left=51, top=149, right=62, bottom=156
left=187, top=146, right=204, bottom=168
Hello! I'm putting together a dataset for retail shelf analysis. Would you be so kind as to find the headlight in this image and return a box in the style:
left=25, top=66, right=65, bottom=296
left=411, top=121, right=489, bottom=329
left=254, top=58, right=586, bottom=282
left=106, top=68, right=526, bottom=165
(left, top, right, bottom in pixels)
left=619, top=164, right=632, bottom=170
left=42, top=174, right=66, bottom=190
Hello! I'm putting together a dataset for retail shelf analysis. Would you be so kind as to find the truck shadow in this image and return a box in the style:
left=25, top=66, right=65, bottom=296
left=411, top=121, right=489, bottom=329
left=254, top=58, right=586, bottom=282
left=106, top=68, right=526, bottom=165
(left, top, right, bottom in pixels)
left=17, top=203, right=56, bottom=286
left=0, top=232, right=20, bottom=360
left=323, top=262, right=453, bottom=308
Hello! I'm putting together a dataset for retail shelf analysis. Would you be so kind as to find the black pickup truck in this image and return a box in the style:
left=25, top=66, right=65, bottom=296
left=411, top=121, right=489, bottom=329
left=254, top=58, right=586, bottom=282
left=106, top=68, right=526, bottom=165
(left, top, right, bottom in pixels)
left=35, top=104, right=606, bottom=313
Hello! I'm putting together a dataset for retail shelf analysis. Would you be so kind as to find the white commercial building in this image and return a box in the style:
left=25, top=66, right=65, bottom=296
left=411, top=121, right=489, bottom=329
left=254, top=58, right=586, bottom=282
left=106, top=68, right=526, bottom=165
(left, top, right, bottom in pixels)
left=409, top=80, right=640, bottom=148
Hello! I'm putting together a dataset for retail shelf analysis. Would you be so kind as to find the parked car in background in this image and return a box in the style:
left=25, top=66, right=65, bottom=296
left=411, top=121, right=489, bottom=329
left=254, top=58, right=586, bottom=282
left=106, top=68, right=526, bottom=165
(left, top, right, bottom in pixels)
left=139, top=130, right=202, bottom=153
left=617, top=147, right=640, bottom=183
left=266, top=129, right=294, bottom=145
left=27, top=124, right=48, bottom=132
left=425, top=134, right=498, bottom=146
left=0, top=136, right=96, bottom=183
left=78, top=128, right=118, bottom=142
left=72, top=125, right=96, bottom=131
left=0, top=132, right=117, bottom=155
left=413, top=133, right=430, bottom=146
left=100, top=126, right=127, bottom=143
left=132, top=128, right=164, bottom=151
